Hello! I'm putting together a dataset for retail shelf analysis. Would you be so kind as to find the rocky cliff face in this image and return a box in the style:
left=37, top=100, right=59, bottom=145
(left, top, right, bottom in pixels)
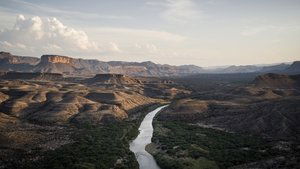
left=0, top=52, right=40, bottom=72
left=40, top=55, right=74, bottom=64
left=33, top=56, right=76, bottom=74
left=0, top=52, right=40, bottom=65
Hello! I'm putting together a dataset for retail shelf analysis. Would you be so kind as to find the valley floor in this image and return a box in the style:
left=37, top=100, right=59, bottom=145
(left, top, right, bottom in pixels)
left=1, top=72, right=299, bottom=169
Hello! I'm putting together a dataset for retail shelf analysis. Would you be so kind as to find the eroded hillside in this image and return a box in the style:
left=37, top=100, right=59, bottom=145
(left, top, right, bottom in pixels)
left=0, top=72, right=191, bottom=169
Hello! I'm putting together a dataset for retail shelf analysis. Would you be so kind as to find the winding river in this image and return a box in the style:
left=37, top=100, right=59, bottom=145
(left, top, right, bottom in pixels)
left=129, top=105, right=168, bottom=169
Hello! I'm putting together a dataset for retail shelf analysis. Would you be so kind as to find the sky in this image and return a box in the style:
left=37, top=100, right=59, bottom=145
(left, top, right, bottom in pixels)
left=0, top=0, right=300, bottom=67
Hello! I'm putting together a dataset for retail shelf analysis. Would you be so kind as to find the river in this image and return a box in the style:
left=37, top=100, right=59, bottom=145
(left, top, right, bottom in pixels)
left=129, top=105, right=168, bottom=169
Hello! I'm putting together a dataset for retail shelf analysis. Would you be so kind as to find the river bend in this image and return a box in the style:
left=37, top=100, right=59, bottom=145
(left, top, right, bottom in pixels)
left=129, top=105, right=168, bottom=169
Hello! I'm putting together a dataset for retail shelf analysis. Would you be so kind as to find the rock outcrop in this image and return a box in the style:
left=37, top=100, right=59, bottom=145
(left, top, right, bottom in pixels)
left=40, top=55, right=74, bottom=64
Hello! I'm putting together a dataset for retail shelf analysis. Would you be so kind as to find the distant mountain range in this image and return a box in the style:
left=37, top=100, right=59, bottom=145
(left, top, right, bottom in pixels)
left=0, top=52, right=205, bottom=77
left=0, top=51, right=299, bottom=76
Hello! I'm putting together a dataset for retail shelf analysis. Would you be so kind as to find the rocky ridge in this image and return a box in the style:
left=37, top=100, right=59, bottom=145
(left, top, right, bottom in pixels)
left=0, top=52, right=205, bottom=77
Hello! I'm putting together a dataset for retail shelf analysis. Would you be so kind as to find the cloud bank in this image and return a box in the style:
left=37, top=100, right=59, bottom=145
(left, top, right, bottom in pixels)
left=0, top=15, right=120, bottom=56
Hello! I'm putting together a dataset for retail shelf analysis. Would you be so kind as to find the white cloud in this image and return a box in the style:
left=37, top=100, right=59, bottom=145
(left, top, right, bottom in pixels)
left=15, top=43, right=27, bottom=49
left=0, top=14, right=188, bottom=61
left=0, top=41, right=13, bottom=48
left=148, top=0, right=200, bottom=23
left=108, top=42, right=121, bottom=53
left=0, top=15, right=121, bottom=56
left=78, top=26, right=190, bottom=62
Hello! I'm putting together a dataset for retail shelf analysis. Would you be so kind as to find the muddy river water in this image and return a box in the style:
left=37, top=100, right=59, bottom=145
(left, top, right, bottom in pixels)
left=129, top=105, right=168, bottom=169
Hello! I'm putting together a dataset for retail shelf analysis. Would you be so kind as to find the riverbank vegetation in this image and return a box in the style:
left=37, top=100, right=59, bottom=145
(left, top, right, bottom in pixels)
left=44, top=122, right=140, bottom=169
left=17, top=121, right=138, bottom=169
left=151, top=121, right=291, bottom=169
left=13, top=104, right=164, bottom=169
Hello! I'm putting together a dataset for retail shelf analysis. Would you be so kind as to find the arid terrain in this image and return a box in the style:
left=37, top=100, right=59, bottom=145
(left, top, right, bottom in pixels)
left=0, top=71, right=189, bottom=169
left=1, top=0, right=300, bottom=168
left=0, top=52, right=299, bottom=169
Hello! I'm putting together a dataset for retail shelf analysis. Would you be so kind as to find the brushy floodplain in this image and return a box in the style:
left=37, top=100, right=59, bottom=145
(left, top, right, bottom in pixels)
left=152, top=121, right=296, bottom=169
left=23, top=121, right=139, bottom=169
left=18, top=104, right=164, bottom=169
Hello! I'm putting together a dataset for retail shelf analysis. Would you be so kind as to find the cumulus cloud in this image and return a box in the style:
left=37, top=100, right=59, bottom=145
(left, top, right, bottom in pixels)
left=0, top=15, right=120, bottom=56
